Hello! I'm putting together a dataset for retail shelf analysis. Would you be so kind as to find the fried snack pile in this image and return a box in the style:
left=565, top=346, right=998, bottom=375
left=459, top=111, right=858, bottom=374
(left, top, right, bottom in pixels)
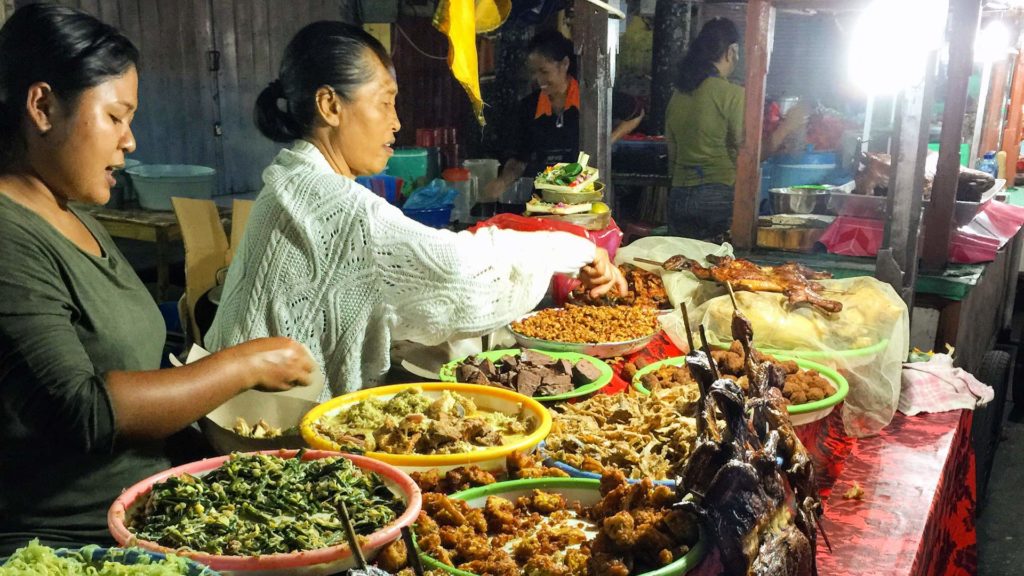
left=568, top=263, right=671, bottom=310
left=511, top=306, right=659, bottom=344
left=637, top=341, right=835, bottom=406
left=384, top=470, right=698, bottom=576
left=313, top=387, right=533, bottom=455
left=411, top=452, right=569, bottom=495
left=545, top=386, right=701, bottom=481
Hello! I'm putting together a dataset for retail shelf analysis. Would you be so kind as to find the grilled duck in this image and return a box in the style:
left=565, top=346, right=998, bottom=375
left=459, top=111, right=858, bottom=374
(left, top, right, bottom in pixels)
left=640, top=255, right=842, bottom=314
left=673, top=307, right=821, bottom=576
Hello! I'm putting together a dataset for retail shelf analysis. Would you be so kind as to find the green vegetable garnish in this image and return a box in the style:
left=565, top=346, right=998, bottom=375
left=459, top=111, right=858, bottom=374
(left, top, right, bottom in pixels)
left=129, top=453, right=402, bottom=556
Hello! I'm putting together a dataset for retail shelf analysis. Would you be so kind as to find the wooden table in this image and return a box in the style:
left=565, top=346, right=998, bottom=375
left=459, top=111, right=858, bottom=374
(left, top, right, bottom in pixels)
left=75, top=203, right=230, bottom=301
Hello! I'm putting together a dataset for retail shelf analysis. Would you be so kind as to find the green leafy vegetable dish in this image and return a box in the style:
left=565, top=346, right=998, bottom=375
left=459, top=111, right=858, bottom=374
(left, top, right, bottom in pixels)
left=129, top=452, right=403, bottom=556
left=0, top=540, right=200, bottom=575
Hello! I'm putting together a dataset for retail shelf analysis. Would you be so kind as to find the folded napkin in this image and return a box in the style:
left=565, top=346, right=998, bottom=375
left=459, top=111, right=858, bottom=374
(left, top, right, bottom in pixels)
left=899, top=353, right=993, bottom=416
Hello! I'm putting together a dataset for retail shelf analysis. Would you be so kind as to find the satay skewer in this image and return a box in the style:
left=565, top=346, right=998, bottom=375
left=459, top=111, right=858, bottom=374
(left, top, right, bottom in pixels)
left=680, top=303, right=696, bottom=352
left=698, top=325, right=720, bottom=381
left=402, top=526, right=425, bottom=576
left=337, top=500, right=367, bottom=570
left=725, top=281, right=739, bottom=310
left=634, top=257, right=666, bottom=269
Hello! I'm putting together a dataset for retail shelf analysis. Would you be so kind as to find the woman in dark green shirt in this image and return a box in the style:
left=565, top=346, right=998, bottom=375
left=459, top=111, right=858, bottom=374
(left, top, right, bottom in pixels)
left=0, top=5, right=316, bottom=556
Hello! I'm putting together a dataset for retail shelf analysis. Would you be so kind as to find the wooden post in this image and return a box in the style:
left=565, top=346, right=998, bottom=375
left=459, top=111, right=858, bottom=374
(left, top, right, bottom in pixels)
left=877, top=52, right=937, bottom=311
left=730, top=0, right=773, bottom=249
left=980, top=57, right=1009, bottom=154
left=574, top=4, right=613, bottom=206
left=1003, top=36, right=1024, bottom=186
left=922, top=0, right=980, bottom=271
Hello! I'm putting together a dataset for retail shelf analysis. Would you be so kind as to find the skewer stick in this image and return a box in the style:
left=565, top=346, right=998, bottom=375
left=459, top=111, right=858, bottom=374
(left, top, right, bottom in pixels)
left=634, top=257, right=665, bottom=269
left=698, top=325, right=719, bottom=380
left=337, top=500, right=367, bottom=569
left=725, top=281, right=739, bottom=311
left=402, top=526, right=425, bottom=576
left=680, top=303, right=696, bottom=353
left=817, top=515, right=833, bottom=553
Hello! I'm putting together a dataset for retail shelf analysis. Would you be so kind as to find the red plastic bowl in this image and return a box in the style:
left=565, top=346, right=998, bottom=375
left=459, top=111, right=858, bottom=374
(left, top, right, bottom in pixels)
left=108, top=449, right=421, bottom=575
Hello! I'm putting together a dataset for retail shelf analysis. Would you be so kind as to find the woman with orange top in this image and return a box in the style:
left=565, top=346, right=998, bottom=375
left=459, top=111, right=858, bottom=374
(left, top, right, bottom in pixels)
left=484, top=30, right=644, bottom=200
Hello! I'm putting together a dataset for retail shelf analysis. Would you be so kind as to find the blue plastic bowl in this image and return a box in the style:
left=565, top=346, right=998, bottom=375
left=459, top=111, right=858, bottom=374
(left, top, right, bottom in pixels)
left=538, top=442, right=677, bottom=486
left=403, top=206, right=452, bottom=228
left=54, top=546, right=218, bottom=574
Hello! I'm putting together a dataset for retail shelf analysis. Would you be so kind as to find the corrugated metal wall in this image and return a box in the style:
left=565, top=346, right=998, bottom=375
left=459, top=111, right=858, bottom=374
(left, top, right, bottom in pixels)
left=23, top=0, right=345, bottom=194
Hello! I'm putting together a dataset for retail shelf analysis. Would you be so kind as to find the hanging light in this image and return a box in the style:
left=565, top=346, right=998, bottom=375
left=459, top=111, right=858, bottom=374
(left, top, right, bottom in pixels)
left=848, top=0, right=949, bottom=94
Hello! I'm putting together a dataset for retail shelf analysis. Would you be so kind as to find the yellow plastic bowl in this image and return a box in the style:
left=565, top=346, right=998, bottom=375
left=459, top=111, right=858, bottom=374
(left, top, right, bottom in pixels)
left=300, top=382, right=552, bottom=474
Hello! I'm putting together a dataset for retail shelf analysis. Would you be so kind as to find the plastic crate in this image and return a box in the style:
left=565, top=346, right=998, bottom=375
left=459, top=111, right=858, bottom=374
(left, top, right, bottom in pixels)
left=402, top=206, right=452, bottom=228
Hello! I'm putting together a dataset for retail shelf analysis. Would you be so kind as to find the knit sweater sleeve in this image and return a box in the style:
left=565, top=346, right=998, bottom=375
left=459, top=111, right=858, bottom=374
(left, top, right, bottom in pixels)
left=362, top=196, right=595, bottom=345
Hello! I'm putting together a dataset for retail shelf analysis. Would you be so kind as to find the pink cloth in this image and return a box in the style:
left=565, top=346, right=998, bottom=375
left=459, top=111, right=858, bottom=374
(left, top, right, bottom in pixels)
left=899, top=354, right=994, bottom=416
left=819, top=200, right=1024, bottom=263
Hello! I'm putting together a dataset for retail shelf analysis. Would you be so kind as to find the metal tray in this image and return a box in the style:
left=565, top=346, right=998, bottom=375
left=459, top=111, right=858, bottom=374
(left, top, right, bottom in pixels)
left=827, top=179, right=1004, bottom=227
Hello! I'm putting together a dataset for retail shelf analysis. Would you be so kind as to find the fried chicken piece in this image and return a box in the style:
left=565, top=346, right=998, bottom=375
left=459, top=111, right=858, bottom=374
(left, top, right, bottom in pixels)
left=454, top=530, right=492, bottom=561
left=565, top=548, right=590, bottom=576
left=415, top=509, right=440, bottom=537
left=650, top=484, right=676, bottom=508
left=460, top=553, right=519, bottom=576
left=602, top=511, right=637, bottom=549
left=376, top=539, right=408, bottom=572
left=634, top=522, right=675, bottom=557
left=589, top=551, right=630, bottom=576
left=528, top=489, right=566, bottom=514
left=411, top=469, right=442, bottom=493
left=464, top=507, right=488, bottom=534
left=484, top=495, right=517, bottom=534
left=425, top=493, right=468, bottom=527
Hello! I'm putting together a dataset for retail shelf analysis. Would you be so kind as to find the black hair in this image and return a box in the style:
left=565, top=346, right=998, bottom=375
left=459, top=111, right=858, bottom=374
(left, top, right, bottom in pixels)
left=0, top=3, right=139, bottom=167
left=527, top=29, right=577, bottom=78
left=255, top=21, right=393, bottom=143
left=674, top=18, right=740, bottom=93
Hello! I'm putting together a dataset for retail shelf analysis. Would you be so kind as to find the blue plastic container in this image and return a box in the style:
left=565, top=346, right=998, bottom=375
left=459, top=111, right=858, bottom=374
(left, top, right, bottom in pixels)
left=771, top=149, right=838, bottom=188
left=402, top=206, right=453, bottom=228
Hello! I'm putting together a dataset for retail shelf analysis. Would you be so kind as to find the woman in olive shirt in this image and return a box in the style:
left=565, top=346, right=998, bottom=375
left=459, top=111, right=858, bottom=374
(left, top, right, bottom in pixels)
left=0, top=5, right=314, bottom=555
left=664, top=18, right=744, bottom=242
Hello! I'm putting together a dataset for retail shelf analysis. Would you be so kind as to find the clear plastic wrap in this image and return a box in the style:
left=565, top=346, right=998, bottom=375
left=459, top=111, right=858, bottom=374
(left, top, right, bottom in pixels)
left=658, top=276, right=908, bottom=437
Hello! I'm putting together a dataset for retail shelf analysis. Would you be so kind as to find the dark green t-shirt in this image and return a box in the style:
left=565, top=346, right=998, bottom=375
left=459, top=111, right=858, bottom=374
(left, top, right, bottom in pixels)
left=0, top=195, right=170, bottom=556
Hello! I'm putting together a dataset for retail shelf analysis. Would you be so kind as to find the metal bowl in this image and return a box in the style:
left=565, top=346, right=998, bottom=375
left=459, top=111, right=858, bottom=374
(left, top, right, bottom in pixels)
left=769, top=187, right=830, bottom=215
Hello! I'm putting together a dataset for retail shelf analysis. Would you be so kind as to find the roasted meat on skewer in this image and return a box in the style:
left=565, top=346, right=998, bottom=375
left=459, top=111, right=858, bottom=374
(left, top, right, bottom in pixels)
left=672, top=308, right=821, bottom=576
left=638, top=255, right=843, bottom=314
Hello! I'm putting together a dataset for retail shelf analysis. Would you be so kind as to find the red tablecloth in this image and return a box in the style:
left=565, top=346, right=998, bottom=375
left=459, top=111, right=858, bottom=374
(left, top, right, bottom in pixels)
left=610, top=333, right=978, bottom=576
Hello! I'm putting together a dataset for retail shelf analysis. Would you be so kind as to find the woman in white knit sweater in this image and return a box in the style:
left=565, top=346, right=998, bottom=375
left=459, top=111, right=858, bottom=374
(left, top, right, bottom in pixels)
left=206, top=22, right=626, bottom=397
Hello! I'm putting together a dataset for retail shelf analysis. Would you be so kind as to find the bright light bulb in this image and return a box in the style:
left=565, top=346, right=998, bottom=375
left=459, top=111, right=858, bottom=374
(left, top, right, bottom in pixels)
left=848, top=0, right=949, bottom=94
left=975, top=21, right=1010, bottom=63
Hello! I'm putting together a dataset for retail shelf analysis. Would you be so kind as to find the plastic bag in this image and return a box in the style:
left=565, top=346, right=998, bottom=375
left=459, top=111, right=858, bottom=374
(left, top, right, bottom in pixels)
left=613, top=236, right=735, bottom=307
left=659, top=276, right=909, bottom=437
left=402, top=178, right=459, bottom=210
left=470, top=214, right=623, bottom=305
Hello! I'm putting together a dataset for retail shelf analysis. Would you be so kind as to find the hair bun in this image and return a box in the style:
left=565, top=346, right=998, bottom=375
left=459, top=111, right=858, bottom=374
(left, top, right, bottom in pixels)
left=267, top=79, right=285, bottom=99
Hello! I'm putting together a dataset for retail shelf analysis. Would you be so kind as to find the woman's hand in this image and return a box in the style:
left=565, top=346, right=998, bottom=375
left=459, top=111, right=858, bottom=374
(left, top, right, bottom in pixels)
left=578, top=247, right=628, bottom=299
left=229, top=336, right=316, bottom=392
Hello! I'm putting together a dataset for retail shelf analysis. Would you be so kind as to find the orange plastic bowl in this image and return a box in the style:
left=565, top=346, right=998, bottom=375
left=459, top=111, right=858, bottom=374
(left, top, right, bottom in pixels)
left=108, top=449, right=421, bottom=576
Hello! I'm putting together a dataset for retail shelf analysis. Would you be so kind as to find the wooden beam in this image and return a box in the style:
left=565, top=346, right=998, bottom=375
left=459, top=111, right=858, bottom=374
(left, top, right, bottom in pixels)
left=980, top=56, right=1009, bottom=154
left=731, top=0, right=773, bottom=249
left=1003, top=35, right=1024, bottom=186
left=922, top=0, right=980, bottom=270
left=574, top=3, right=613, bottom=207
